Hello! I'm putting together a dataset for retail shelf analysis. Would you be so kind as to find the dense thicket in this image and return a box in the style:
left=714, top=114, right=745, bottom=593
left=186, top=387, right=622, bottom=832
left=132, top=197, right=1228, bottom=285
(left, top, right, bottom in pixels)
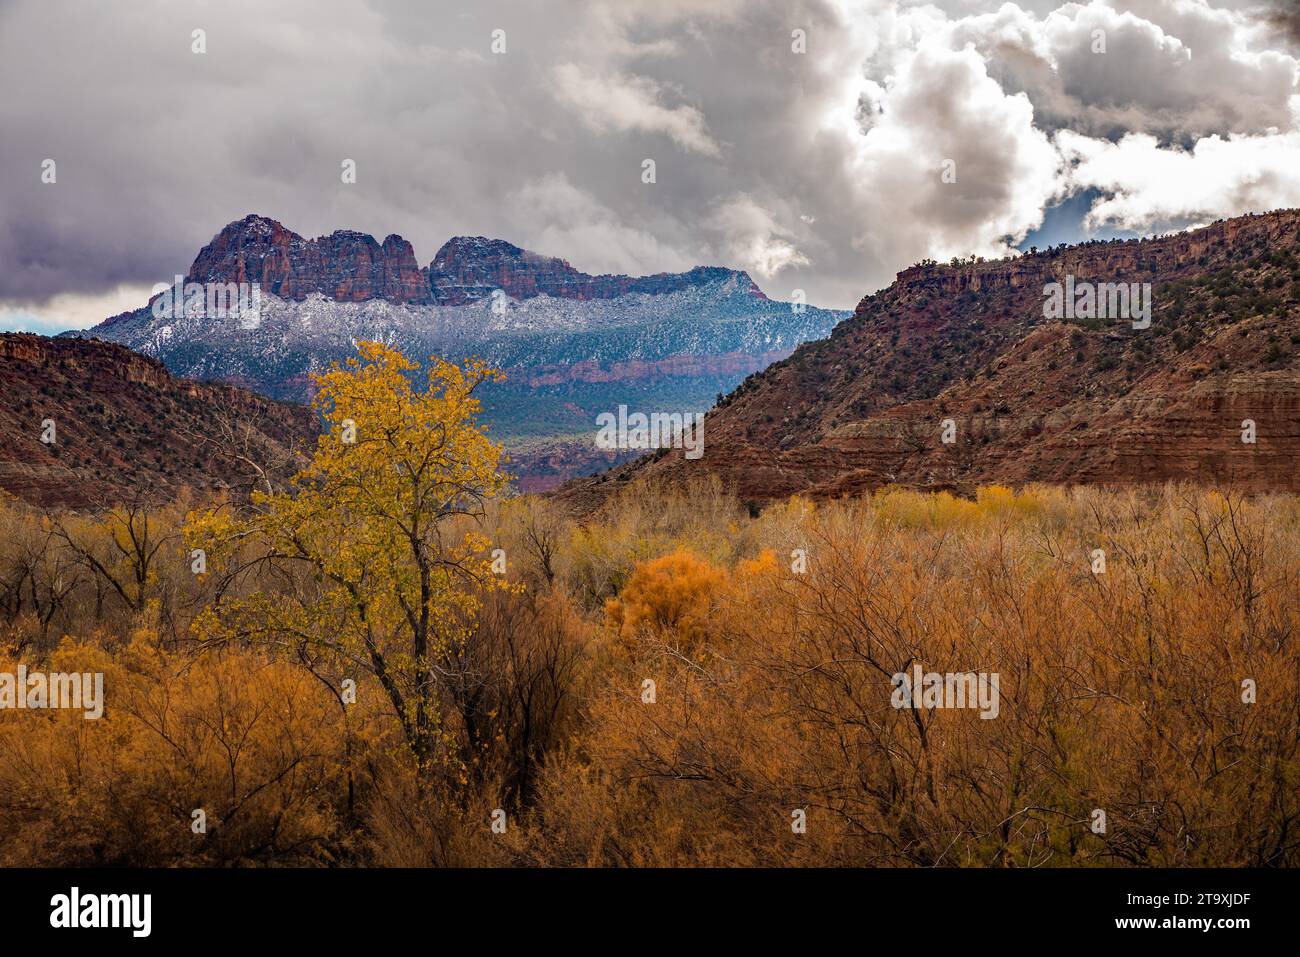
left=1, top=480, right=1295, bottom=866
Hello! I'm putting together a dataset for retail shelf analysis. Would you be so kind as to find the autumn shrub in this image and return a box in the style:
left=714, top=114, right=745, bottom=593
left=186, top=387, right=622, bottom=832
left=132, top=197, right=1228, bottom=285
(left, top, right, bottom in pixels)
left=536, top=485, right=1300, bottom=867
left=604, top=549, right=728, bottom=652
left=0, top=632, right=376, bottom=866
left=565, top=475, right=754, bottom=609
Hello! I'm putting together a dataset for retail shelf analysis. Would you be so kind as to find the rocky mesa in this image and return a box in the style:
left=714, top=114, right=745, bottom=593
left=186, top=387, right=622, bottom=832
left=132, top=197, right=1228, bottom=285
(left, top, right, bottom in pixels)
left=569, top=209, right=1300, bottom=504
left=125, top=214, right=765, bottom=313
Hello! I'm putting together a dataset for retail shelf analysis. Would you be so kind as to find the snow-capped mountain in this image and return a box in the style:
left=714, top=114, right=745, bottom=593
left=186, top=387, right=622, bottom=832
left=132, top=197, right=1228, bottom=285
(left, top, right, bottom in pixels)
left=76, top=215, right=847, bottom=489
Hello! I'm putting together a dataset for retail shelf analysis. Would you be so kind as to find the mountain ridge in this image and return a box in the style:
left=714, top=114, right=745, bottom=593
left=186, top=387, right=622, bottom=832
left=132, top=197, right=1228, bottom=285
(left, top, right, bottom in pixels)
left=76, top=214, right=847, bottom=491
left=156, top=213, right=768, bottom=310
left=562, top=208, right=1300, bottom=506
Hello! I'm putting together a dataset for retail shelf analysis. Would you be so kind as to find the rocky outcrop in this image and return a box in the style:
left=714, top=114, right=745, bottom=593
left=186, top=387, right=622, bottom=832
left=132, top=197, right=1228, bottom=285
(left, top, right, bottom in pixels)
left=427, top=235, right=764, bottom=304
left=0, top=333, right=173, bottom=389
left=317, top=231, right=428, bottom=303
left=890, top=210, right=1300, bottom=303
left=184, top=215, right=431, bottom=303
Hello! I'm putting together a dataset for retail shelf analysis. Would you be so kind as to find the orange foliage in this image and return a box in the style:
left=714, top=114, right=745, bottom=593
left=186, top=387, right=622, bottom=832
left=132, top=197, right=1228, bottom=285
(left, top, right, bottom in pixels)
left=1, top=481, right=1297, bottom=868
left=0, top=632, right=385, bottom=865
left=604, top=549, right=727, bottom=650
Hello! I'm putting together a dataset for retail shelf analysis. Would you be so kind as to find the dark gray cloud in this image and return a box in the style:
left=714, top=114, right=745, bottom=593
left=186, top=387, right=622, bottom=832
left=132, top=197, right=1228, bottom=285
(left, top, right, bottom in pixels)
left=1263, top=0, right=1300, bottom=43
left=2, top=0, right=1298, bottom=327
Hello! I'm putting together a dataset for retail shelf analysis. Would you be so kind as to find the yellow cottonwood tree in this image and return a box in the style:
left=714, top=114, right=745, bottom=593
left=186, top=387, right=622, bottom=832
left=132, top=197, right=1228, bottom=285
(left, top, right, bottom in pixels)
left=188, top=341, right=509, bottom=776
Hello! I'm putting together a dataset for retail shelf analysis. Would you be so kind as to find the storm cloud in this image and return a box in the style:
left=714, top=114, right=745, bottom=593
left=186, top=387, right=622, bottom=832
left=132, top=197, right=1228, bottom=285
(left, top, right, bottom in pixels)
left=2, top=0, right=1298, bottom=329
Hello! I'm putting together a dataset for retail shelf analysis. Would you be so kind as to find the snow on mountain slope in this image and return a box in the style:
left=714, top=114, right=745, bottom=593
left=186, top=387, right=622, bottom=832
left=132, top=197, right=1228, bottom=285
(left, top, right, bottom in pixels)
left=73, top=216, right=849, bottom=487
left=92, top=280, right=838, bottom=396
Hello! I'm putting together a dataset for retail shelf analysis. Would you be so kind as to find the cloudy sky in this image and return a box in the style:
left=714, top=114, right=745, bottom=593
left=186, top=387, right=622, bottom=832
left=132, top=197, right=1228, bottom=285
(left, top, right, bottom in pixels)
left=2, top=0, right=1299, bottom=333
